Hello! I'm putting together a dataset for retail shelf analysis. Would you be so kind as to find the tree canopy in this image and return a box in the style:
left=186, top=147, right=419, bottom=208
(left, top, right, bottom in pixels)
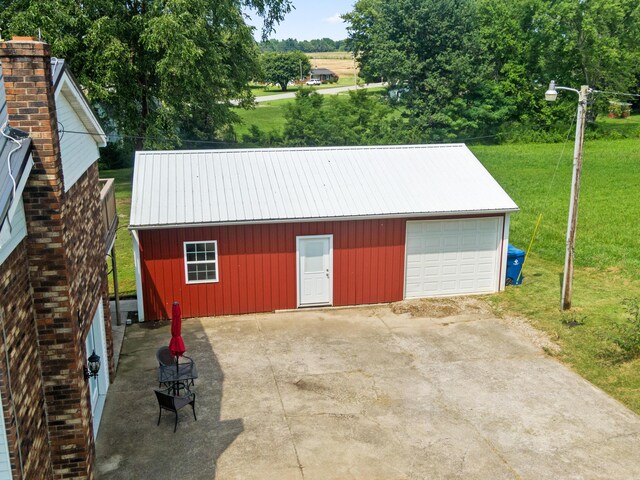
left=260, top=37, right=345, bottom=53
left=0, top=0, right=293, bottom=149
left=260, top=51, right=311, bottom=91
left=345, top=0, right=640, bottom=141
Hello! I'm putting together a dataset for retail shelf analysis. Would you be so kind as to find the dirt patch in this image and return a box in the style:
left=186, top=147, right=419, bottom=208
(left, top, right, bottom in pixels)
left=293, top=378, right=329, bottom=395
left=138, top=318, right=169, bottom=329
left=390, top=297, right=492, bottom=318
left=503, top=315, right=561, bottom=355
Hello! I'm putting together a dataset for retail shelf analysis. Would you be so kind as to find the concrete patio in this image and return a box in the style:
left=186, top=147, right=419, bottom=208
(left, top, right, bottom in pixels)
left=96, top=300, right=640, bottom=479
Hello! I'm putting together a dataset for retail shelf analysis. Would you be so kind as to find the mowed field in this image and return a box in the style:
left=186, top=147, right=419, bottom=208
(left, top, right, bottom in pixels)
left=307, top=52, right=357, bottom=79
left=102, top=118, right=640, bottom=413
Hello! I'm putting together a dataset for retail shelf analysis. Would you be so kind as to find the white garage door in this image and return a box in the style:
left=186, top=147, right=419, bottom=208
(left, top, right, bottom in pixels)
left=405, top=217, right=503, bottom=298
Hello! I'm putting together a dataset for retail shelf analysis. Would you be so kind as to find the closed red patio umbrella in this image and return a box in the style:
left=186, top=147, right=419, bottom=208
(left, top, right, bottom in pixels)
left=169, top=301, right=185, bottom=367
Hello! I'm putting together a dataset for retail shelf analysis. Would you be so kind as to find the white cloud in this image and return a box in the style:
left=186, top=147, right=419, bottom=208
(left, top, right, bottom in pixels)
left=324, top=12, right=343, bottom=24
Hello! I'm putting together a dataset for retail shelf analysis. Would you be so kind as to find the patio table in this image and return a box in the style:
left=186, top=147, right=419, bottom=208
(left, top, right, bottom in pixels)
left=157, top=361, right=198, bottom=396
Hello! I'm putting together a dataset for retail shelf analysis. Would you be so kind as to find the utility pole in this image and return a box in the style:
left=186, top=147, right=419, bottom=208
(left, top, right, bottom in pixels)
left=353, top=53, right=357, bottom=87
left=561, top=85, right=589, bottom=310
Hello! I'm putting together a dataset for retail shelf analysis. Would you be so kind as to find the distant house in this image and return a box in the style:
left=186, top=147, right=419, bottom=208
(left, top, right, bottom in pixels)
left=310, top=68, right=338, bottom=82
left=0, top=38, right=117, bottom=479
left=130, top=145, right=518, bottom=321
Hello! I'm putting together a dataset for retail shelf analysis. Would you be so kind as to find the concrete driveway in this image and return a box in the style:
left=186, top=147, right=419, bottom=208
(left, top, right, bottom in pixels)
left=96, top=299, right=640, bottom=479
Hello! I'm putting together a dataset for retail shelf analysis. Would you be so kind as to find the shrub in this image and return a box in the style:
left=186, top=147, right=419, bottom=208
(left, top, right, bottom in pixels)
left=609, top=298, right=640, bottom=361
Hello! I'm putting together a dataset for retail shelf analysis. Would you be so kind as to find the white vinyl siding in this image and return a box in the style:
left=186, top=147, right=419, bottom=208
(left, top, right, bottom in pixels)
left=0, top=387, right=13, bottom=480
left=56, top=91, right=100, bottom=192
left=405, top=218, right=503, bottom=298
left=184, top=241, right=219, bottom=284
left=0, top=156, right=33, bottom=266
left=0, top=66, right=7, bottom=127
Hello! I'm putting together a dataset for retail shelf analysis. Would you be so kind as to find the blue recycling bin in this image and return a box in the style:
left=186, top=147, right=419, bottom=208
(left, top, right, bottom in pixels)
left=506, top=244, right=525, bottom=286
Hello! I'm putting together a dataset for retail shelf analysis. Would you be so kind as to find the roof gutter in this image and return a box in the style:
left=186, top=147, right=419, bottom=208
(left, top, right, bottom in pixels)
left=129, top=208, right=519, bottom=231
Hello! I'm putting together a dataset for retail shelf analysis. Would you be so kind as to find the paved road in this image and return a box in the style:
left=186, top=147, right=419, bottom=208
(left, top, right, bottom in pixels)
left=253, top=82, right=386, bottom=103
left=97, top=300, right=640, bottom=479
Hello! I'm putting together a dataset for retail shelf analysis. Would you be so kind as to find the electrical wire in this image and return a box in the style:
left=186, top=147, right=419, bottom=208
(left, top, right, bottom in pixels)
left=61, top=128, right=507, bottom=147
left=543, top=111, right=578, bottom=207
left=592, top=89, right=640, bottom=98
left=1, top=122, right=27, bottom=232
left=1, top=122, right=25, bottom=200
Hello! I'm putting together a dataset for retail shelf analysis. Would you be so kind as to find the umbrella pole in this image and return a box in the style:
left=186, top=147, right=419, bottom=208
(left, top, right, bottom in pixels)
left=175, top=355, right=179, bottom=395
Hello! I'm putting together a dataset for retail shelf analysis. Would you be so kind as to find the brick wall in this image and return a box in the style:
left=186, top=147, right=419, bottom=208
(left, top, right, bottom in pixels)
left=0, top=38, right=112, bottom=479
left=0, top=242, right=54, bottom=479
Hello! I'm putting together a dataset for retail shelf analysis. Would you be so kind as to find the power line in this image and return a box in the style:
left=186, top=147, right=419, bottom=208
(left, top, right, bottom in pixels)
left=62, top=129, right=236, bottom=146
left=592, top=89, right=640, bottom=98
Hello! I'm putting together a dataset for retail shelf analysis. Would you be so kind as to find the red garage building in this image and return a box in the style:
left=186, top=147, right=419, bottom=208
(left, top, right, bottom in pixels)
left=130, top=145, right=518, bottom=321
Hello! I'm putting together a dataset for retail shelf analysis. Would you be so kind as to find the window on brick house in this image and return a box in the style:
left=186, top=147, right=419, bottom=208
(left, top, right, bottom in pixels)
left=184, top=241, right=218, bottom=283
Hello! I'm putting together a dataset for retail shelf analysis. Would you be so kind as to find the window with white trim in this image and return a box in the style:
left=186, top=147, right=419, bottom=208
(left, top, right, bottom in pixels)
left=184, top=241, right=218, bottom=283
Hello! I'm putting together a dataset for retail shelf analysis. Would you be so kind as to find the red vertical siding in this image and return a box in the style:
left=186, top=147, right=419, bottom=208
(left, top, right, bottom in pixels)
left=139, top=218, right=408, bottom=320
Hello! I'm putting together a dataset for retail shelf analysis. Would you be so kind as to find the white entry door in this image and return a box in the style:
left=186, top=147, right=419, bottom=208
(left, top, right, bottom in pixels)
left=297, top=235, right=333, bottom=307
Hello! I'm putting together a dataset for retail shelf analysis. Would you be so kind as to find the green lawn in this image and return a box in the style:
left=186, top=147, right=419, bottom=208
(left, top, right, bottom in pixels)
left=250, top=77, right=358, bottom=97
left=234, top=88, right=386, bottom=140
left=102, top=167, right=135, bottom=297
left=472, top=137, right=640, bottom=413
left=233, top=98, right=295, bottom=139
left=101, top=132, right=640, bottom=413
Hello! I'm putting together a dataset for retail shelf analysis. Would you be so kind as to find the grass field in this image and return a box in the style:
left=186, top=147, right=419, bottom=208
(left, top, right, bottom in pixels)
left=306, top=52, right=353, bottom=60
left=472, top=136, right=640, bottom=413
left=250, top=77, right=358, bottom=97
left=102, top=167, right=135, bottom=297
left=308, top=52, right=358, bottom=80
left=101, top=126, right=640, bottom=413
left=234, top=87, right=386, bottom=139
left=233, top=98, right=296, bottom=139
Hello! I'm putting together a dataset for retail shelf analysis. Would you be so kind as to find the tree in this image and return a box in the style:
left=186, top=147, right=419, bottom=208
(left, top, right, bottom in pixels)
left=260, top=38, right=345, bottom=53
left=261, top=51, right=311, bottom=91
left=282, top=89, right=330, bottom=145
left=344, top=0, right=640, bottom=140
left=477, top=0, right=640, bottom=128
left=282, top=89, right=397, bottom=146
left=344, top=0, right=512, bottom=141
left=0, top=0, right=293, bottom=150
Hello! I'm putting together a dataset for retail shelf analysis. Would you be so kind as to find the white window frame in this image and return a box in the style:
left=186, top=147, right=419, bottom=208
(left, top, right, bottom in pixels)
left=183, top=240, right=219, bottom=284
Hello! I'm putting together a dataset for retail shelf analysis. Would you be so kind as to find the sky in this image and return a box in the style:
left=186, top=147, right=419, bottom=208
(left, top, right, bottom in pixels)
left=246, top=1, right=355, bottom=41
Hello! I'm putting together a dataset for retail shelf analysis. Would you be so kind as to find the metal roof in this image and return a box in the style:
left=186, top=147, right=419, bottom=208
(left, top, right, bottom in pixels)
left=1, top=64, right=32, bottom=232
left=51, top=58, right=66, bottom=88
left=311, top=68, right=335, bottom=75
left=130, top=144, right=518, bottom=229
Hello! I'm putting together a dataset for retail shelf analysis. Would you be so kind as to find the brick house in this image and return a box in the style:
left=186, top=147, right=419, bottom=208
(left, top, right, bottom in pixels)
left=0, top=38, right=115, bottom=479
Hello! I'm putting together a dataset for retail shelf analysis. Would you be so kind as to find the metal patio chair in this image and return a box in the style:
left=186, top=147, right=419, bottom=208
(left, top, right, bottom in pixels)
left=154, top=388, right=197, bottom=432
left=156, top=346, right=198, bottom=392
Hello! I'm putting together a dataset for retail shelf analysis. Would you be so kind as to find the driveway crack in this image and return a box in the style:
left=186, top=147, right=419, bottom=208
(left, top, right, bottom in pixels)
left=255, top=317, right=305, bottom=479
left=374, top=312, right=522, bottom=480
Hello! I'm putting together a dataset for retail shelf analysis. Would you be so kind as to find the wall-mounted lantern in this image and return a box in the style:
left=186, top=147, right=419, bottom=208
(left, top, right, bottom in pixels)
left=84, top=350, right=101, bottom=380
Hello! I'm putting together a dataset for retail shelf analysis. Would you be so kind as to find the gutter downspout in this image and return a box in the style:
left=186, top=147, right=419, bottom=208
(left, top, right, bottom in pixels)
left=131, top=230, right=145, bottom=322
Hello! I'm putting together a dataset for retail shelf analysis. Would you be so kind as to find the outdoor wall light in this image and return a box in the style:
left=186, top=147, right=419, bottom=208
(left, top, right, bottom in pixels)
left=545, top=80, right=558, bottom=101
left=85, top=350, right=101, bottom=380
